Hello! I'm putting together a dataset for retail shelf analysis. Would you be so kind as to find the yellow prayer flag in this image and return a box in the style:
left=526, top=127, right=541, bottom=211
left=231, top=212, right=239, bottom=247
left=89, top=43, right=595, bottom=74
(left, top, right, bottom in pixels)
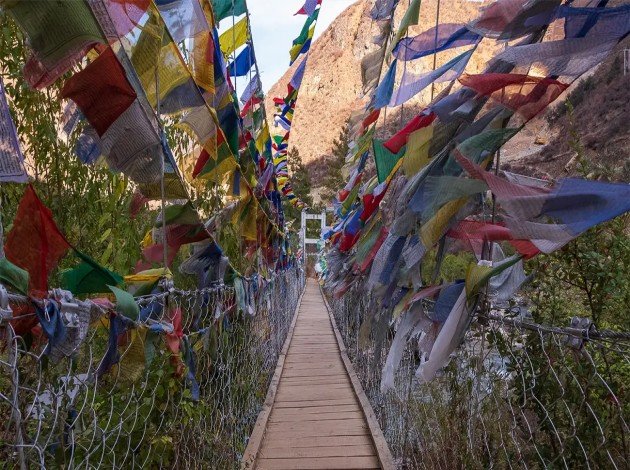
left=125, top=268, right=173, bottom=284
left=219, top=16, right=248, bottom=56
left=256, top=124, right=270, bottom=154
left=112, top=328, right=147, bottom=383
left=403, top=123, right=434, bottom=176
left=420, top=198, right=467, bottom=249
left=466, top=263, right=493, bottom=298
left=192, top=30, right=215, bottom=93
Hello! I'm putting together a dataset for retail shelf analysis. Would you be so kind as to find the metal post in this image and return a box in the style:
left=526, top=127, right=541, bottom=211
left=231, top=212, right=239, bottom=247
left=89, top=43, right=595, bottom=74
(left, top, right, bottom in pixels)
left=300, top=210, right=306, bottom=264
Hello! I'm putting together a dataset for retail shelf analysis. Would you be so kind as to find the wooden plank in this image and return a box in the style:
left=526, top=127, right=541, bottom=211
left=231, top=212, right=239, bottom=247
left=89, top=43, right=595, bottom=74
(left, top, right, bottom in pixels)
left=277, top=383, right=354, bottom=394
left=280, top=376, right=351, bottom=386
left=262, top=435, right=373, bottom=450
left=262, top=427, right=370, bottom=439
left=256, top=456, right=380, bottom=469
left=275, top=384, right=355, bottom=396
left=273, top=397, right=358, bottom=408
left=281, top=370, right=347, bottom=378
left=284, top=354, right=341, bottom=361
left=266, top=418, right=367, bottom=432
left=270, top=404, right=361, bottom=417
left=259, top=445, right=376, bottom=459
left=274, top=391, right=356, bottom=403
left=282, top=363, right=345, bottom=370
left=269, top=411, right=364, bottom=423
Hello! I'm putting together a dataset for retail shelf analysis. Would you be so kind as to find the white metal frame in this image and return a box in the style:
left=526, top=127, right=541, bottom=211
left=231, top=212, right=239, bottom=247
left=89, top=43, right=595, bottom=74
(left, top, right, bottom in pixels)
left=300, top=210, right=328, bottom=261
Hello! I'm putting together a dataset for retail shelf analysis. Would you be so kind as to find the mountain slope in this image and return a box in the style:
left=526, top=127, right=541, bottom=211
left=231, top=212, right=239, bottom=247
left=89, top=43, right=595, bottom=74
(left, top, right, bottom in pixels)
left=266, top=0, right=495, bottom=167
left=267, top=0, right=629, bottom=185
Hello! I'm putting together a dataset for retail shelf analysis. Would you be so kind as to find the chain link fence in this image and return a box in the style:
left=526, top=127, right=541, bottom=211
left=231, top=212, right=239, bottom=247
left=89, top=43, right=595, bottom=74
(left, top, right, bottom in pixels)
left=0, top=266, right=305, bottom=468
left=328, top=282, right=629, bottom=469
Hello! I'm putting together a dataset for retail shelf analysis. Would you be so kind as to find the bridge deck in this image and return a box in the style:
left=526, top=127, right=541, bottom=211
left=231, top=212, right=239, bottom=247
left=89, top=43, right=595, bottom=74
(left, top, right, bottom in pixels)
left=244, top=280, right=393, bottom=470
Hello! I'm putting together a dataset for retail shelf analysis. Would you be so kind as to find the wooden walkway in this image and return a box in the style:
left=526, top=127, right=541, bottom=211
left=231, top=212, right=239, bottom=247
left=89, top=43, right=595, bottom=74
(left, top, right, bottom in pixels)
left=243, top=279, right=394, bottom=470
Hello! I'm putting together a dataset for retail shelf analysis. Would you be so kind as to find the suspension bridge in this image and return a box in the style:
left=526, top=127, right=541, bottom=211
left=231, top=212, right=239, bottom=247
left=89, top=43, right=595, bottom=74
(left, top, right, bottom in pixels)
left=0, top=0, right=629, bottom=468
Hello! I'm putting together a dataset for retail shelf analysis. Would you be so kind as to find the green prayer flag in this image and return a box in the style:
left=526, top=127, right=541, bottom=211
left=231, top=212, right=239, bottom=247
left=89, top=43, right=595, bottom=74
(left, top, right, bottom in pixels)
left=61, top=251, right=123, bottom=295
left=157, top=202, right=200, bottom=227
left=341, top=183, right=361, bottom=216
left=446, top=128, right=519, bottom=174
left=4, top=0, right=104, bottom=70
left=392, top=0, right=421, bottom=46
left=293, top=9, right=320, bottom=46
left=373, top=139, right=405, bottom=183
left=354, top=219, right=383, bottom=264
left=466, top=256, right=522, bottom=298
left=0, top=257, right=29, bottom=296
left=212, top=0, right=247, bottom=22
left=421, top=176, right=488, bottom=220
left=109, top=285, right=140, bottom=321
left=252, top=108, right=264, bottom=129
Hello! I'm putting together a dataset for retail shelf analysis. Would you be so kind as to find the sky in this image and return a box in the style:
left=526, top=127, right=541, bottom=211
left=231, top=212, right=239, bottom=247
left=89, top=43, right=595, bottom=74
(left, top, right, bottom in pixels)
left=219, top=0, right=356, bottom=93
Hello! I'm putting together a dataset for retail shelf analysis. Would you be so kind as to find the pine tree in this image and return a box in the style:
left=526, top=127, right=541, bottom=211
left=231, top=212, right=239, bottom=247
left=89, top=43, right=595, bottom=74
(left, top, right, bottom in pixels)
left=320, top=120, right=350, bottom=205
left=284, top=147, right=313, bottom=221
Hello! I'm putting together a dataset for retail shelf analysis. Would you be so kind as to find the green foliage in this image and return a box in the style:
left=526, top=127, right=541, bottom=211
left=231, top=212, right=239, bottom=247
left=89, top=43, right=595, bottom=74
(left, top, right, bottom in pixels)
left=501, top=215, right=630, bottom=466
left=546, top=75, right=596, bottom=126
left=320, top=121, right=349, bottom=205
left=283, top=146, right=313, bottom=222
left=422, top=249, right=476, bottom=284
left=0, top=12, right=153, bottom=282
left=530, top=216, right=630, bottom=330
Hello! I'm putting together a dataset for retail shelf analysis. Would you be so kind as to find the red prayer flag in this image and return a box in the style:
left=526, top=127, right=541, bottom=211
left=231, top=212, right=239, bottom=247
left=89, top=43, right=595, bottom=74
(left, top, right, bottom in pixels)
left=4, top=185, right=71, bottom=294
left=240, top=95, right=262, bottom=117
left=447, top=220, right=540, bottom=259
left=384, top=112, right=436, bottom=154
left=61, top=47, right=137, bottom=136
left=458, top=73, right=568, bottom=121
left=362, top=109, right=381, bottom=131
left=103, top=0, right=152, bottom=38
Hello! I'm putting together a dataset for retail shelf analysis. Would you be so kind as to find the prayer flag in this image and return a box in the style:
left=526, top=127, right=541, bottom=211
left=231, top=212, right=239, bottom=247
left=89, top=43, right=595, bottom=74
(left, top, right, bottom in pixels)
left=4, top=0, right=105, bottom=88
left=295, top=0, right=321, bottom=16
left=228, top=44, right=255, bottom=77
left=374, top=139, right=405, bottom=183
left=393, top=24, right=480, bottom=61
left=372, top=59, right=397, bottom=109
left=459, top=73, right=568, bottom=121
left=0, top=77, right=28, bottom=183
left=390, top=49, right=475, bottom=107
left=156, top=0, right=209, bottom=43
left=392, top=0, right=421, bottom=46
left=61, top=250, right=123, bottom=295
left=219, top=16, right=249, bottom=56
left=211, top=0, right=247, bottom=22
left=4, top=186, right=71, bottom=294
left=61, top=47, right=137, bottom=137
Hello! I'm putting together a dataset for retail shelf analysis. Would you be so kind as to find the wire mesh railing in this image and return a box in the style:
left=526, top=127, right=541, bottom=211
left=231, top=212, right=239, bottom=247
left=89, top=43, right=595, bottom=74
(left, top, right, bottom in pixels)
left=0, top=266, right=305, bottom=469
left=328, top=281, right=629, bottom=469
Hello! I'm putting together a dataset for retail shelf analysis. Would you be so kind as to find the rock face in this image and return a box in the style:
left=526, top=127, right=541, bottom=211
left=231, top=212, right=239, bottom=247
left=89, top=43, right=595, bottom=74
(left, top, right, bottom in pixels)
left=266, top=0, right=495, bottom=168
left=267, top=0, right=630, bottom=183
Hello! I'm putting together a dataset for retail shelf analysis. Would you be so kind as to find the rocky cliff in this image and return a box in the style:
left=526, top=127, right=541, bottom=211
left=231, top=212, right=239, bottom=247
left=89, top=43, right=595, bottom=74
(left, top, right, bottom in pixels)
left=266, top=0, right=630, bottom=185
left=266, top=0, right=496, bottom=166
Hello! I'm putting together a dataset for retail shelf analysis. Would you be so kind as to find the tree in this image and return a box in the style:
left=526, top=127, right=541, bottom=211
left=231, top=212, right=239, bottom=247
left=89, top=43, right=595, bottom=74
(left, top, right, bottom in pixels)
left=320, top=121, right=349, bottom=205
left=283, top=146, right=313, bottom=222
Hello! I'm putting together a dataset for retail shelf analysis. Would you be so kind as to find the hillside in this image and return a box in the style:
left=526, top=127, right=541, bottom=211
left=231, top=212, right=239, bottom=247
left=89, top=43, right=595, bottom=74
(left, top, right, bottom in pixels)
left=267, top=0, right=630, bottom=187
left=266, top=0, right=496, bottom=167
left=502, top=37, right=630, bottom=182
